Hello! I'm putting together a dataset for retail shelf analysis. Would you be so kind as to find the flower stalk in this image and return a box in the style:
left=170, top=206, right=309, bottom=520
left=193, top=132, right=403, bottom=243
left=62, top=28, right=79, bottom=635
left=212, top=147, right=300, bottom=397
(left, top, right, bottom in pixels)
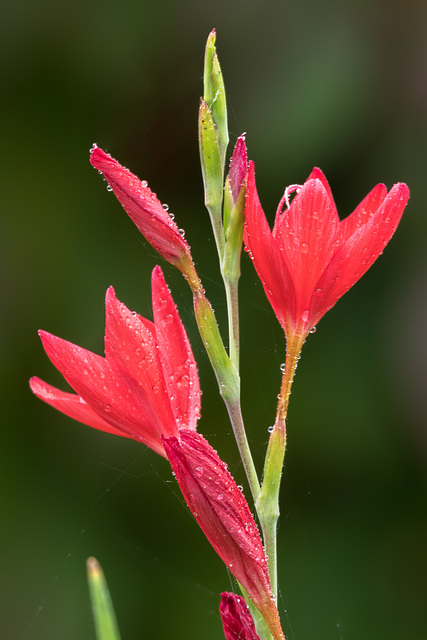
left=256, top=333, right=305, bottom=596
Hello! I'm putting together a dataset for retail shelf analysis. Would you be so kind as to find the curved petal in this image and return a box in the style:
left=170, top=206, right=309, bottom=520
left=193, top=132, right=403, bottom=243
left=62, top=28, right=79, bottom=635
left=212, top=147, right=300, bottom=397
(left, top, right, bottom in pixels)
left=273, top=178, right=340, bottom=317
left=310, top=182, right=410, bottom=325
left=39, top=330, right=168, bottom=456
left=29, top=377, right=131, bottom=439
left=340, top=183, right=388, bottom=241
left=306, top=167, right=335, bottom=208
left=151, top=266, right=201, bottom=431
left=243, top=162, right=296, bottom=333
left=90, top=147, right=191, bottom=267
left=104, top=286, right=177, bottom=437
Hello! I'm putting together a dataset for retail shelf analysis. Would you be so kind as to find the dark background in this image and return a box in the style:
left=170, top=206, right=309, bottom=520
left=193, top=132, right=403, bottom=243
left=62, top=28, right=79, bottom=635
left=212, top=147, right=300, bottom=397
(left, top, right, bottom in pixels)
left=1, top=1, right=426, bottom=639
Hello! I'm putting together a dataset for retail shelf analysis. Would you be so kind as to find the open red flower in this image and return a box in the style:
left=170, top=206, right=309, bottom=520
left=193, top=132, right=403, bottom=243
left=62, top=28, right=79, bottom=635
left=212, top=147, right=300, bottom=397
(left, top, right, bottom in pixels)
left=89, top=146, right=195, bottom=276
left=244, top=163, right=409, bottom=339
left=30, top=266, right=200, bottom=457
left=220, top=592, right=261, bottom=640
left=163, top=430, right=284, bottom=640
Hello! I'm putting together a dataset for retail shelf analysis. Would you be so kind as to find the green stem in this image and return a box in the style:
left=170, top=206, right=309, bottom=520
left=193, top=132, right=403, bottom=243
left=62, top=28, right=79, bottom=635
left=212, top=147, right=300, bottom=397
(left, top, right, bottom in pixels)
left=227, top=397, right=260, bottom=501
left=256, top=333, right=305, bottom=597
left=222, top=273, right=240, bottom=371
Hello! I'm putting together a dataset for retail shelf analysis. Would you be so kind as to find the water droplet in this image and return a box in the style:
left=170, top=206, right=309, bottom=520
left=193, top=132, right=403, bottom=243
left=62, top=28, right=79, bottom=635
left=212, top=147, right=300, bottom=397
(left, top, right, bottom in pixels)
left=141, top=180, right=148, bottom=188
left=178, top=228, right=185, bottom=237
left=300, top=242, right=309, bottom=253
left=301, top=310, right=309, bottom=322
left=280, top=363, right=286, bottom=372
left=106, top=185, right=113, bottom=192
left=152, top=385, right=159, bottom=393
left=217, top=494, right=224, bottom=501
left=268, top=426, right=274, bottom=433
left=162, top=203, right=169, bottom=211
left=90, top=143, right=98, bottom=154
left=169, top=212, right=175, bottom=220
left=309, top=326, right=317, bottom=334
left=194, top=466, right=204, bottom=477
left=237, top=485, right=243, bottom=492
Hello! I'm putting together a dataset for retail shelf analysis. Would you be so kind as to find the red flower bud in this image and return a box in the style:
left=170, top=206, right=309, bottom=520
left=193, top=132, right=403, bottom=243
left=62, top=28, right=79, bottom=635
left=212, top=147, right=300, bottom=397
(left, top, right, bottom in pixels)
left=163, top=430, right=284, bottom=640
left=227, top=134, right=248, bottom=205
left=90, top=146, right=194, bottom=274
left=220, top=592, right=261, bottom=640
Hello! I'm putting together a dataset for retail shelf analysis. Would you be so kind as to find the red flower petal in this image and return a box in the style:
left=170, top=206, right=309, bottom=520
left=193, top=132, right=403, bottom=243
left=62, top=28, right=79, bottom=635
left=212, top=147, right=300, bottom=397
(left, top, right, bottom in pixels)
left=220, top=592, right=261, bottom=640
left=151, top=266, right=201, bottom=431
left=273, top=178, right=339, bottom=318
left=244, top=162, right=296, bottom=334
left=163, top=430, right=283, bottom=638
left=305, top=167, right=336, bottom=208
left=90, top=147, right=191, bottom=268
left=29, top=377, right=131, bottom=439
left=104, top=286, right=177, bottom=437
left=38, top=330, right=168, bottom=455
left=310, top=182, right=410, bottom=325
left=340, top=183, right=388, bottom=242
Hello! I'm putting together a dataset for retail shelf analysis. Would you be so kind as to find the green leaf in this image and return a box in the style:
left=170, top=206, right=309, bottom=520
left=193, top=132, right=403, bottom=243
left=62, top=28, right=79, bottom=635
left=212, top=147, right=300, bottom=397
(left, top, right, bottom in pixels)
left=87, top=557, right=122, bottom=640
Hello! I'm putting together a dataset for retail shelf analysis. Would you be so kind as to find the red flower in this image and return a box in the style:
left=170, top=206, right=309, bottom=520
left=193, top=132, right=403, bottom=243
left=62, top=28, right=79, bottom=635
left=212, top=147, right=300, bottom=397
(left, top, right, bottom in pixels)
left=244, top=163, right=409, bottom=339
left=163, top=430, right=284, bottom=640
left=30, top=267, right=200, bottom=457
left=89, top=146, right=195, bottom=275
left=220, top=592, right=261, bottom=640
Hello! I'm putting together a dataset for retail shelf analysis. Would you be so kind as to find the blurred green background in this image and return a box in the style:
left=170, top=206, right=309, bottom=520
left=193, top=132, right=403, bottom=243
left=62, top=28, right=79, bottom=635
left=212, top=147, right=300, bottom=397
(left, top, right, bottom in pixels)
left=1, top=1, right=426, bottom=639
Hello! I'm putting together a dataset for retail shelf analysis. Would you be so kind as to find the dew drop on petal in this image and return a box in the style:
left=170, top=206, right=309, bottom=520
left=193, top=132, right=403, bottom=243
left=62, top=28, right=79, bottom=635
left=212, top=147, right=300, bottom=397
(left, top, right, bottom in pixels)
left=309, top=326, right=317, bottom=334
left=106, top=185, right=113, bottom=192
left=194, top=466, right=204, bottom=477
left=301, top=310, right=309, bottom=322
left=280, top=363, right=286, bottom=372
left=268, top=426, right=274, bottom=433
left=178, top=228, right=185, bottom=237
left=162, top=203, right=169, bottom=211
left=141, top=180, right=148, bottom=187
